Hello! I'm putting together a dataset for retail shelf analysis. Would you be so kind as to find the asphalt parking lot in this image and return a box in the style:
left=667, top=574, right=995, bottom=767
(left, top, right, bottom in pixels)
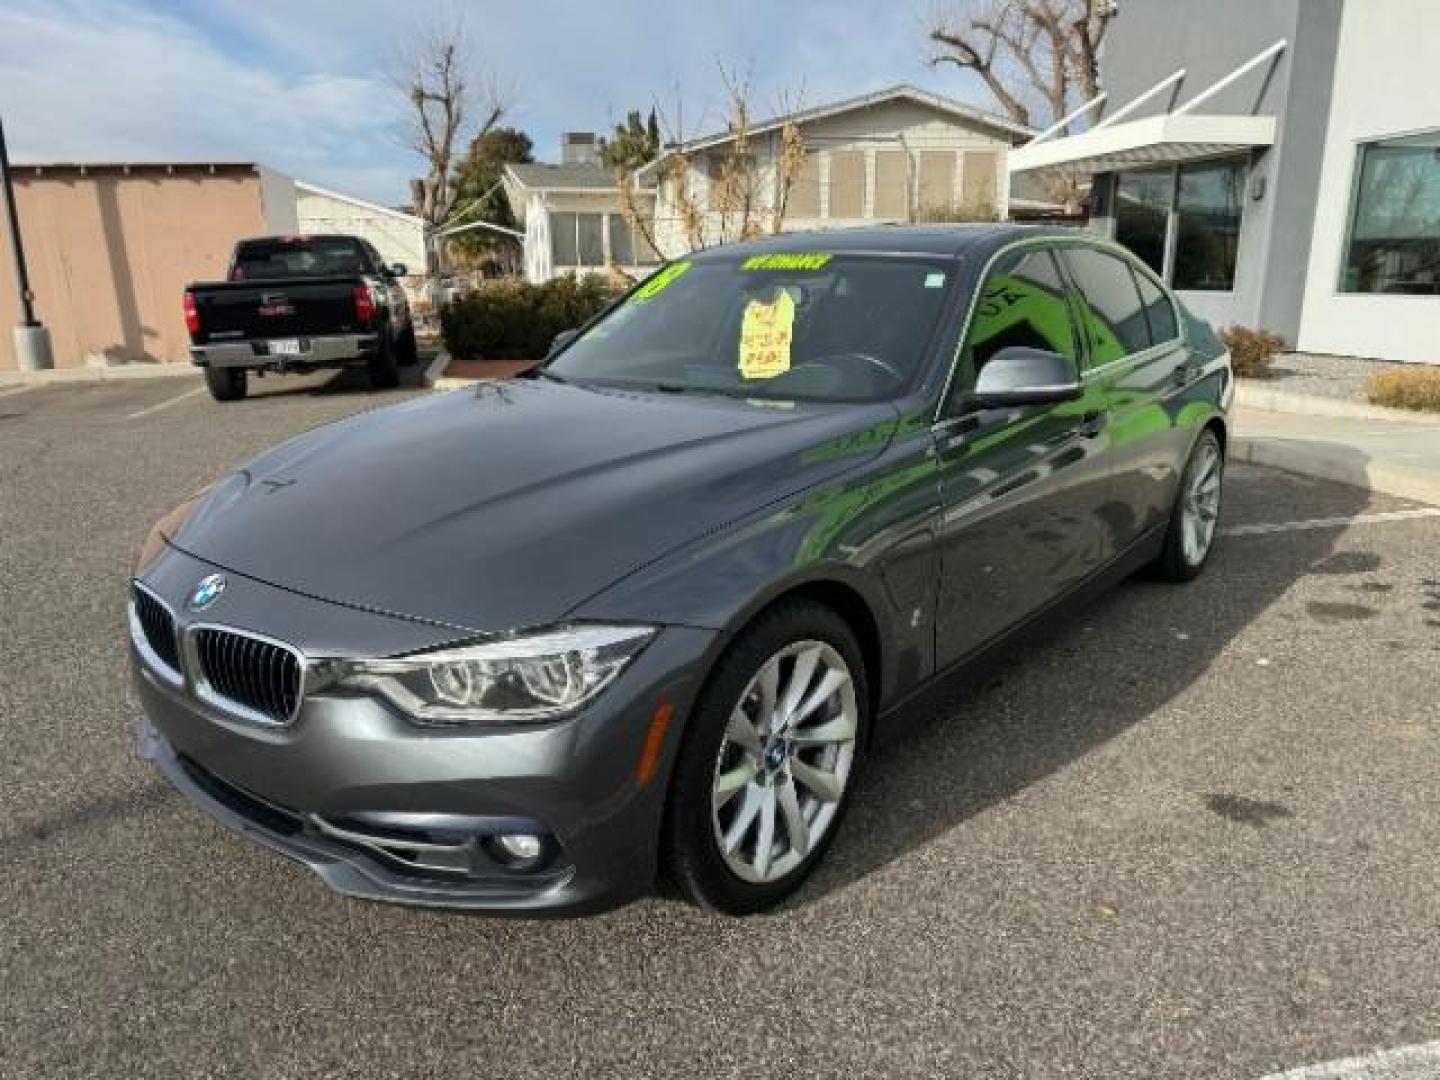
left=2, top=373, right=1438, bottom=1079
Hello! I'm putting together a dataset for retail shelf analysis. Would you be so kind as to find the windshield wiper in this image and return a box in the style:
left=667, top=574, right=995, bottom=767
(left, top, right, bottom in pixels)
left=532, top=367, right=568, bottom=384
left=650, top=382, right=748, bottom=398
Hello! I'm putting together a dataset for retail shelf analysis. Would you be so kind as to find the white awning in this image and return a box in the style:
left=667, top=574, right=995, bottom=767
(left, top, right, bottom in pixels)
left=1008, top=113, right=1276, bottom=176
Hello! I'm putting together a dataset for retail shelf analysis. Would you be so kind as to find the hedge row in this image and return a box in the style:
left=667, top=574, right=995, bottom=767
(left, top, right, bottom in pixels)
left=440, top=275, right=623, bottom=361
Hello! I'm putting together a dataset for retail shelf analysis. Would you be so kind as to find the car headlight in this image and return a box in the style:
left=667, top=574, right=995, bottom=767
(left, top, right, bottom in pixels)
left=334, top=624, right=656, bottom=725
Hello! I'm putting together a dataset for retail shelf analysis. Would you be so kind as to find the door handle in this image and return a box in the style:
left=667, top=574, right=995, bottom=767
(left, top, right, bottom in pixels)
left=1077, top=410, right=1107, bottom=438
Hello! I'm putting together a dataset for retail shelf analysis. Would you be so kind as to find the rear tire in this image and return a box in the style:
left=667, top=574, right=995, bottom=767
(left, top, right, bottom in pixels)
left=203, top=365, right=247, bottom=402
left=367, top=333, right=400, bottom=389
left=663, top=600, right=869, bottom=915
left=396, top=325, right=420, bottom=367
left=1150, top=429, right=1224, bottom=582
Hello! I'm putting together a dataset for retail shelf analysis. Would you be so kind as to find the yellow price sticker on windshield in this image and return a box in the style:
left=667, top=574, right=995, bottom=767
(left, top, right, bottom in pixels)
left=738, top=290, right=795, bottom=380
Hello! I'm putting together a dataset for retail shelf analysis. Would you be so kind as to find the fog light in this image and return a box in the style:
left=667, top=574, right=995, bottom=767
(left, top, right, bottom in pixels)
left=494, top=833, right=544, bottom=864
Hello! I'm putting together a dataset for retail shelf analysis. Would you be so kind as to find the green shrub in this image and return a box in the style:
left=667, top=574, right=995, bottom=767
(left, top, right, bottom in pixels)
left=1366, top=367, right=1440, bottom=412
left=441, top=274, right=622, bottom=361
left=1218, top=325, right=1286, bottom=378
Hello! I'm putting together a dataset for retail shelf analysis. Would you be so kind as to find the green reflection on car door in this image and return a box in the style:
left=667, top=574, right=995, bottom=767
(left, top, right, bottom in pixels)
left=931, top=247, right=1112, bottom=671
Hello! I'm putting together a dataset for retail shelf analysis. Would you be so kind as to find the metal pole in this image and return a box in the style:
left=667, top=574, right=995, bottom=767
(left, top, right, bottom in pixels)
left=0, top=115, right=37, bottom=326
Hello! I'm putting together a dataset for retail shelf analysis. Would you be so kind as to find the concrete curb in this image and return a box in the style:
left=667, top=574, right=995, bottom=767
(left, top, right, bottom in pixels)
left=420, top=350, right=451, bottom=389
left=1235, top=381, right=1440, bottom=426
left=1233, top=435, right=1440, bottom=507
left=0, top=362, right=197, bottom=394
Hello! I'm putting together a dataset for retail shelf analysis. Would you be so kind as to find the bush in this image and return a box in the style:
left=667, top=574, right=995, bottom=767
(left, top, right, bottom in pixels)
left=1219, top=325, right=1286, bottom=378
left=441, top=274, right=623, bottom=361
left=1365, top=366, right=1440, bottom=412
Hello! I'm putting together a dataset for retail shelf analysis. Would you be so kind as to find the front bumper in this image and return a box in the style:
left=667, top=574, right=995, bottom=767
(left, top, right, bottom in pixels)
left=130, top=545, right=714, bottom=915
left=191, top=334, right=378, bottom=370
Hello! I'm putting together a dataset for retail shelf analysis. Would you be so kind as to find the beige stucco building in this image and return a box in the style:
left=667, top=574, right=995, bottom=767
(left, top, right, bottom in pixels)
left=0, top=162, right=296, bottom=371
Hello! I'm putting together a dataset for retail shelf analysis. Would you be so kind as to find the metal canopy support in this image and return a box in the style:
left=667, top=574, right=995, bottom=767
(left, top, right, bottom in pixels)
left=1175, top=39, right=1287, bottom=116
left=0, top=114, right=53, bottom=371
left=1095, top=68, right=1188, bottom=130
left=1025, top=93, right=1108, bottom=147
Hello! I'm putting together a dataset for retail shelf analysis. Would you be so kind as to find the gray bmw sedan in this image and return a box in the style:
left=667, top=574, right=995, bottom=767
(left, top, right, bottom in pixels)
left=130, top=226, right=1232, bottom=915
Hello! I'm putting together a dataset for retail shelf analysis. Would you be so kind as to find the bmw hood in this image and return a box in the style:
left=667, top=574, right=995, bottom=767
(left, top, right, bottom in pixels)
left=163, top=380, right=899, bottom=632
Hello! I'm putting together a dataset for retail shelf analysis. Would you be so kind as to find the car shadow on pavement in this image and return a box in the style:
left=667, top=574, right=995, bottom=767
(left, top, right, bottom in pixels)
left=245, top=354, right=435, bottom=399
left=791, top=452, right=1374, bottom=909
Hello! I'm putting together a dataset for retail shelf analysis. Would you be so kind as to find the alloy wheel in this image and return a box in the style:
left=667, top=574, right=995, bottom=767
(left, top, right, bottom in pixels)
left=1181, top=438, right=1223, bottom=566
left=709, top=640, right=858, bottom=884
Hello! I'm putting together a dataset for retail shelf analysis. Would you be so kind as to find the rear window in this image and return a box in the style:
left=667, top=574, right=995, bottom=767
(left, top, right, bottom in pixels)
left=1060, top=246, right=1151, bottom=366
left=230, top=238, right=369, bottom=281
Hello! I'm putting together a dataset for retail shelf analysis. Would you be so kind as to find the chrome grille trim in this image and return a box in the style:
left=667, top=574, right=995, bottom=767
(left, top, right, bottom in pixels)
left=187, top=624, right=305, bottom=728
left=129, top=581, right=182, bottom=686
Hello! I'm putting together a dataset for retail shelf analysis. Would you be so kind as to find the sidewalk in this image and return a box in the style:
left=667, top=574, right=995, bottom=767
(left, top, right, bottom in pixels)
left=1233, top=403, right=1440, bottom=506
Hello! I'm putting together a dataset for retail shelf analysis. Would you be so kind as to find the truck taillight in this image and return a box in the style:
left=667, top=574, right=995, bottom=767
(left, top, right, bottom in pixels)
left=353, top=285, right=375, bottom=327
left=183, top=291, right=201, bottom=336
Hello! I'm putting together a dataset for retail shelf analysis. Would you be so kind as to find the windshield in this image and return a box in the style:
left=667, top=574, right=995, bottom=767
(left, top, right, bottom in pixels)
left=230, top=237, right=369, bottom=281
left=547, top=253, right=954, bottom=402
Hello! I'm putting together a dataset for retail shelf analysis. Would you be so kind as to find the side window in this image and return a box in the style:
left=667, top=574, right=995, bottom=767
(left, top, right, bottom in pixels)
left=1060, top=247, right=1150, bottom=365
left=967, top=247, right=1082, bottom=367
left=1133, top=266, right=1178, bottom=344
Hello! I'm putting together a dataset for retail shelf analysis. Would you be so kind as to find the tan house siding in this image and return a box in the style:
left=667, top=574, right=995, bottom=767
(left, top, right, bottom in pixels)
left=647, top=91, right=1025, bottom=255
left=0, top=166, right=269, bottom=371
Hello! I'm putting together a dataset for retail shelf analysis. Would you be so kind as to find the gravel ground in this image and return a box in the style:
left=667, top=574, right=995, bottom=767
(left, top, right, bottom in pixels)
left=2, top=374, right=1439, bottom=1079
left=1257, top=352, right=1419, bottom=403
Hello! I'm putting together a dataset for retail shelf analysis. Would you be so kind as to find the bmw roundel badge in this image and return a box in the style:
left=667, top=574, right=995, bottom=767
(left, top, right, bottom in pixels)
left=188, top=573, right=227, bottom=611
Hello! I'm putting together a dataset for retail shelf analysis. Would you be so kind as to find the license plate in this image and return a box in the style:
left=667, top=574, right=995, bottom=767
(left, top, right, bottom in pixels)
left=270, top=339, right=302, bottom=356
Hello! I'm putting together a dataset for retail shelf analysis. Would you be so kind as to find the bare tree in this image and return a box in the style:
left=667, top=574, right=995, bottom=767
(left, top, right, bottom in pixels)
left=928, top=0, right=1115, bottom=211
left=395, top=20, right=507, bottom=229
left=616, top=69, right=810, bottom=262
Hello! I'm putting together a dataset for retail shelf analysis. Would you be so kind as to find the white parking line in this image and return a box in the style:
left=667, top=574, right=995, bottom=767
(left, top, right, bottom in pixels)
left=124, top=386, right=206, bottom=421
left=1259, top=1039, right=1440, bottom=1078
left=1222, top=507, right=1440, bottom=537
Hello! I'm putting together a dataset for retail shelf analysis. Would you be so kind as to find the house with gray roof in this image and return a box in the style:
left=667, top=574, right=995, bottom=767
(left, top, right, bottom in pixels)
left=502, top=86, right=1033, bottom=283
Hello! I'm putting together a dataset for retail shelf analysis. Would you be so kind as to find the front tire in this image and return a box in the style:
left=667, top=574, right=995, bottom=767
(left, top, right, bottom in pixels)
left=203, top=365, right=247, bottom=402
left=664, top=600, right=868, bottom=914
left=1151, top=429, right=1224, bottom=581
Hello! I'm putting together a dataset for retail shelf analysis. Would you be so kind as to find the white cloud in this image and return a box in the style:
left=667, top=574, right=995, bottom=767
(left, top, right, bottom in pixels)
left=0, top=0, right=412, bottom=204
left=0, top=0, right=998, bottom=207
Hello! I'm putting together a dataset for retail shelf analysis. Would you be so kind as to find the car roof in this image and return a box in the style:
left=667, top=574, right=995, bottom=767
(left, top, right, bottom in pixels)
left=687, top=223, right=1085, bottom=262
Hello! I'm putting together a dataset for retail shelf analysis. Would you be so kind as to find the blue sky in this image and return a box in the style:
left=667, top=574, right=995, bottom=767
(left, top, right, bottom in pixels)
left=0, top=0, right=996, bottom=207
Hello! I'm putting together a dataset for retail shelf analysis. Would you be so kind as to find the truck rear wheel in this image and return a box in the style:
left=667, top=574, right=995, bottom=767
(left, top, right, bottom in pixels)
left=368, top=335, right=400, bottom=389
left=397, top=325, right=420, bottom=367
left=204, top=366, right=247, bottom=402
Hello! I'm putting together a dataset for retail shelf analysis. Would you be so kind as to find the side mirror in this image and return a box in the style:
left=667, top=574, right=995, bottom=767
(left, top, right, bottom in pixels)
left=389, top=263, right=408, bottom=278
left=548, top=328, right=580, bottom=356
left=968, top=346, right=1082, bottom=410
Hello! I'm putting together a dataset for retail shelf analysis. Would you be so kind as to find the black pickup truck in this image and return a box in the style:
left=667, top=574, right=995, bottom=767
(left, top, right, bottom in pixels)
left=184, top=234, right=418, bottom=401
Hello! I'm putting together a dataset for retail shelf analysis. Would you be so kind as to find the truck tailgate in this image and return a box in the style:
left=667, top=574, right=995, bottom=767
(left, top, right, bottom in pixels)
left=189, top=278, right=367, bottom=342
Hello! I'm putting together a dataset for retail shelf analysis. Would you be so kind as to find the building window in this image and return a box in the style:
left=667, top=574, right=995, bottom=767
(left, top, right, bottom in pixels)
left=550, top=211, right=606, bottom=268
left=577, top=214, right=604, bottom=266
left=961, top=150, right=999, bottom=216
left=1112, top=157, right=1247, bottom=292
left=873, top=150, right=908, bottom=219
left=1114, top=170, right=1171, bottom=276
left=788, top=155, right=821, bottom=218
left=917, top=151, right=955, bottom=215
left=1172, top=160, right=1246, bottom=291
left=1341, top=130, right=1440, bottom=295
left=550, top=211, right=578, bottom=266
left=828, top=150, right=866, bottom=218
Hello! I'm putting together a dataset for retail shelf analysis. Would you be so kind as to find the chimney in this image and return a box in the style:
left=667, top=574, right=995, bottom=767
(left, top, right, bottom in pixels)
left=562, top=132, right=598, bottom=166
